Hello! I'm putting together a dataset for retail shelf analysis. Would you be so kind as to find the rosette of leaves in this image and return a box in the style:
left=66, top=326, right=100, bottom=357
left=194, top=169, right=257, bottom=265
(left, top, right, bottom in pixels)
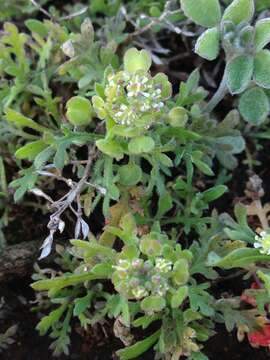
left=93, top=47, right=172, bottom=159
left=111, top=233, right=191, bottom=313
left=97, top=213, right=191, bottom=311
left=181, top=0, right=270, bottom=125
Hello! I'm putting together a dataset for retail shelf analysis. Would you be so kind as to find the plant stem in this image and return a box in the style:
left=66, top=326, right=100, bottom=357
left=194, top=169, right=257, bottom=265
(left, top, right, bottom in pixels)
left=204, top=71, right=228, bottom=114
left=52, top=145, right=97, bottom=217
left=244, top=146, right=254, bottom=171
left=127, top=5, right=181, bottom=39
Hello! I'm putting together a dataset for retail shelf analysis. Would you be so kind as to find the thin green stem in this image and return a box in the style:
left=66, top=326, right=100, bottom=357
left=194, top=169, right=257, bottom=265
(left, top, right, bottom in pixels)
left=204, top=71, right=228, bottom=114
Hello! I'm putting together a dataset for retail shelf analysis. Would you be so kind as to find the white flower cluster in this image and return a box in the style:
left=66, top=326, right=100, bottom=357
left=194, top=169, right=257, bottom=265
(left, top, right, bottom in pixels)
left=254, top=231, right=270, bottom=255
left=105, top=71, right=164, bottom=128
left=112, top=256, right=173, bottom=300
left=126, top=74, right=164, bottom=111
left=155, top=258, right=172, bottom=274
left=113, top=104, right=138, bottom=126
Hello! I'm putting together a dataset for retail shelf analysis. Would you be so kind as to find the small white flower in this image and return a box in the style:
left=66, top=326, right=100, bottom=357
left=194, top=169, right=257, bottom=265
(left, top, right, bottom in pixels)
left=61, top=40, right=75, bottom=58
left=120, top=104, right=128, bottom=111
left=155, top=258, right=172, bottom=273
left=143, top=104, right=150, bottom=111
left=142, top=92, right=150, bottom=98
left=113, top=259, right=130, bottom=271
left=141, top=76, right=148, bottom=84
left=132, top=286, right=148, bottom=299
left=254, top=231, right=270, bottom=255
left=132, top=259, right=143, bottom=268
left=156, top=284, right=169, bottom=297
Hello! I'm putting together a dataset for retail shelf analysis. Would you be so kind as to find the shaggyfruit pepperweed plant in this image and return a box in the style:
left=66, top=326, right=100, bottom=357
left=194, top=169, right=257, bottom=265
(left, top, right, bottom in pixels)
left=1, top=0, right=270, bottom=359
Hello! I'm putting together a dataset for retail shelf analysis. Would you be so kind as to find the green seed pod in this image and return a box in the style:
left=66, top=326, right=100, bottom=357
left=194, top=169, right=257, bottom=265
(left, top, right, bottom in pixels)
left=140, top=236, right=162, bottom=257
left=168, top=107, right=188, bottom=127
left=118, top=164, right=142, bottom=186
left=172, top=258, right=189, bottom=286
left=66, top=96, right=93, bottom=126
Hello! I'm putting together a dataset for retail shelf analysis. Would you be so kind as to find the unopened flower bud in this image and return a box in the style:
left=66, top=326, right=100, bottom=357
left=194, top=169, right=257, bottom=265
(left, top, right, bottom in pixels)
left=62, top=40, right=75, bottom=58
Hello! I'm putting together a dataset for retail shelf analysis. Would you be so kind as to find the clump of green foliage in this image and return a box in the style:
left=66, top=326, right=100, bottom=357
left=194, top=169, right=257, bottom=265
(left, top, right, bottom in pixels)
left=1, top=0, right=270, bottom=359
left=182, top=0, right=270, bottom=123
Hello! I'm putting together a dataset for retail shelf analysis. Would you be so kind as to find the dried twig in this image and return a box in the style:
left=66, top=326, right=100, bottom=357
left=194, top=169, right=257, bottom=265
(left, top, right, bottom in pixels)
left=59, top=7, right=88, bottom=21
left=35, top=145, right=99, bottom=259
left=30, top=0, right=88, bottom=22
left=128, top=8, right=182, bottom=39
left=30, top=0, right=52, bottom=19
left=122, top=1, right=193, bottom=40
